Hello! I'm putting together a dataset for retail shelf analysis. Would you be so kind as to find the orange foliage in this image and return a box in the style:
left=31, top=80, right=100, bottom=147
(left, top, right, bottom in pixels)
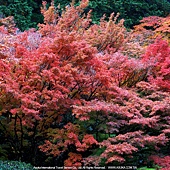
left=133, top=15, right=170, bottom=45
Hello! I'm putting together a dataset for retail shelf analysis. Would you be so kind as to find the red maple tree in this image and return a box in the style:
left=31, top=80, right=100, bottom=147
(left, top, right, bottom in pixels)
left=0, top=0, right=169, bottom=168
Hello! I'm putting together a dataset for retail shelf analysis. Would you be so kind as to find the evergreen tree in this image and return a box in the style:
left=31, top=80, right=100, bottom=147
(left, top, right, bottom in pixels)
left=0, top=0, right=35, bottom=31
left=84, top=0, right=170, bottom=28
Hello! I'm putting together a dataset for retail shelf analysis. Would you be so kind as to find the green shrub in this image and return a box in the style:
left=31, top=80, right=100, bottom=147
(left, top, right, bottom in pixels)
left=0, top=160, right=33, bottom=170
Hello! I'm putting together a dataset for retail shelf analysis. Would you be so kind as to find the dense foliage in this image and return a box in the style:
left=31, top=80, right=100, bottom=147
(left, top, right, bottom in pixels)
left=1, top=0, right=170, bottom=30
left=0, top=0, right=170, bottom=169
left=0, top=0, right=37, bottom=31
left=0, top=160, right=33, bottom=170
left=84, top=0, right=170, bottom=28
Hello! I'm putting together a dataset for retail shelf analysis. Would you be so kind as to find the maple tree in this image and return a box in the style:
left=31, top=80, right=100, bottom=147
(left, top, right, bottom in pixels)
left=0, top=0, right=170, bottom=168
left=132, top=15, right=170, bottom=47
left=149, top=155, right=170, bottom=170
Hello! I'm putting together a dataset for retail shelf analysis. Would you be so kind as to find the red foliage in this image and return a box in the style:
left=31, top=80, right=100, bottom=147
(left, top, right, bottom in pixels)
left=149, top=155, right=170, bottom=170
left=142, top=39, right=170, bottom=91
left=0, top=0, right=170, bottom=167
left=132, top=15, right=170, bottom=46
left=0, top=16, right=17, bottom=34
left=64, top=152, right=82, bottom=168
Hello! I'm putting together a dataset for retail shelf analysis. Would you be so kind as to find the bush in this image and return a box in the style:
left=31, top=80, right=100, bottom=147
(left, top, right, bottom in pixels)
left=0, top=160, right=33, bottom=170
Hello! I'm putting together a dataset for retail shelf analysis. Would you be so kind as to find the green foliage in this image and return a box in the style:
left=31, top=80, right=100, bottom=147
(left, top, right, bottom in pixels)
left=54, top=0, right=75, bottom=8
left=93, top=133, right=116, bottom=142
left=0, top=0, right=34, bottom=31
left=137, top=167, right=159, bottom=170
left=0, top=160, right=33, bottom=170
left=85, top=0, right=170, bottom=28
left=54, top=0, right=170, bottom=28
left=0, top=145, right=8, bottom=160
left=0, top=0, right=37, bottom=31
left=92, top=147, right=106, bottom=156
left=53, top=0, right=170, bottom=29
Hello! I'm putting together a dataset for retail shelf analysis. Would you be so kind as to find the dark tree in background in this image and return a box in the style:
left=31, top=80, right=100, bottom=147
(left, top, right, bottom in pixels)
left=0, top=0, right=36, bottom=31
left=85, top=0, right=170, bottom=28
